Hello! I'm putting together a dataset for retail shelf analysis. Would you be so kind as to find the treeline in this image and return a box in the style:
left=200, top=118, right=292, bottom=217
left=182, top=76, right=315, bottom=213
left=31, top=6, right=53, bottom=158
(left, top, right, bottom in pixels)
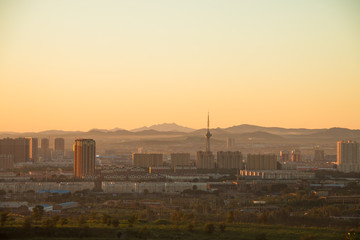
left=226, top=209, right=358, bottom=229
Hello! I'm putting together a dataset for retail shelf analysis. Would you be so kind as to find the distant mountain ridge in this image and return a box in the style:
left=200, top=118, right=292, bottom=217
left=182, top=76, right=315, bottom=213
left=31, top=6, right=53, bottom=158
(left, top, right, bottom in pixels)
left=1, top=124, right=360, bottom=141
left=224, top=124, right=326, bottom=135
left=131, top=123, right=195, bottom=133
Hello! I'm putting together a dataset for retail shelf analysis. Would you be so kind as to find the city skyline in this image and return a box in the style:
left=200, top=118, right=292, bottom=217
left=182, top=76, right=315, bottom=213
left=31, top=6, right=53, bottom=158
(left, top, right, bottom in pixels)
left=1, top=0, right=360, bottom=132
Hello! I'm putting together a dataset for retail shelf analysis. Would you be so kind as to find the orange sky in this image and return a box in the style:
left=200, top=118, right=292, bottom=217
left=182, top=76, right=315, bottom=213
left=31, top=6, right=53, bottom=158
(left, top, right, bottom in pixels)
left=1, top=0, right=360, bottom=132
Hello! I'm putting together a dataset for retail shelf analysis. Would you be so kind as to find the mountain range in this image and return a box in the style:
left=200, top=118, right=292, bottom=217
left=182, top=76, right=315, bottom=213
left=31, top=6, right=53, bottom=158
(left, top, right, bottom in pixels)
left=0, top=123, right=359, bottom=143
left=131, top=123, right=195, bottom=133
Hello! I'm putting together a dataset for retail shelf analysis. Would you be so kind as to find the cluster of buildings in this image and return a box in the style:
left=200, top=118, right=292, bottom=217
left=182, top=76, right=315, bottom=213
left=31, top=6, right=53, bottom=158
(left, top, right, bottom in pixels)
left=279, top=149, right=301, bottom=162
left=0, top=201, right=79, bottom=215
left=1, top=116, right=360, bottom=179
left=0, top=137, right=66, bottom=170
left=102, top=181, right=208, bottom=194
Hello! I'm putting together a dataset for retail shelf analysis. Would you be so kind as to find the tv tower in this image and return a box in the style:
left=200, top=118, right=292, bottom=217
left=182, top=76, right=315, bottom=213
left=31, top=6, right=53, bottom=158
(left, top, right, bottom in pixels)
left=205, top=112, right=212, bottom=152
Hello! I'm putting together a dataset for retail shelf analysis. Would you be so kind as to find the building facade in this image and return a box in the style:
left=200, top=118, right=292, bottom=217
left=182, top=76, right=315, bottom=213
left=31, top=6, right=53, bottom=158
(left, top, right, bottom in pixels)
left=196, top=151, right=215, bottom=169
left=170, top=153, right=190, bottom=167
left=280, top=150, right=289, bottom=162
left=26, top=137, right=38, bottom=162
left=73, top=139, right=96, bottom=178
left=132, top=153, right=163, bottom=168
left=53, top=138, right=65, bottom=160
left=337, top=140, right=360, bottom=173
left=314, top=149, right=325, bottom=162
left=226, top=137, right=235, bottom=150
left=291, top=149, right=301, bottom=162
left=217, top=151, right=243, bottom=169
left=0, top=154, right=14, bottom=171
left=0, top=138, right=30, bottom=163
left=246, top=154, right=277, bottom=170
left=40, top=138, right=51, bottom=160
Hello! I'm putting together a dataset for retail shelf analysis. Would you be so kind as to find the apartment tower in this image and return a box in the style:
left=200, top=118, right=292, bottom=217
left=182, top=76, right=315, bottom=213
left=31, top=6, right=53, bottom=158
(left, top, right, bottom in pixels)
left=74, top=139, right=96, bottom=178
left=337, top=140, right=360, bottom=173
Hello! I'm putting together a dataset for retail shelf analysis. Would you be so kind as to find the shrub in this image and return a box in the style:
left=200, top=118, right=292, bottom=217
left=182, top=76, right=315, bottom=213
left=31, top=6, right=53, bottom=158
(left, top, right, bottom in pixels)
left=219, top=223, right=226, bottom=232
left=187, top=223, right=194, bottom=232
left=204, top=223, right=215, bottom=234
left=138, top=226, right=150, bottom=240
left=255, top=233, right=267, bottom=240
left=301, top=234, right=314, bottom=240
left=154, top=219, right=171, bottom=225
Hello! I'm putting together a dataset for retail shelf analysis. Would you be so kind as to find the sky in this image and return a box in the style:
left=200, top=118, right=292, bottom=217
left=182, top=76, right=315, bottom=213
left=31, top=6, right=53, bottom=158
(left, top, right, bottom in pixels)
left=0, top=0, right=360, bottom=132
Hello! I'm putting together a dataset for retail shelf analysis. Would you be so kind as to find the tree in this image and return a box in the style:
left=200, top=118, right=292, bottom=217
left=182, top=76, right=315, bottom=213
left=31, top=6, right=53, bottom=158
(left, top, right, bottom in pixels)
left=146, top=209, right=155, bottom=221
left=345, top=232, right=359, bottom=240
left=187, top=223, right=194, bottom=232
left=219, top=223, right=226, bottom=232
left=101, top=214, right=110, bottom=224
left=32, top=205, right=44, bottom=222
left=112, top=219, right=119, bottom=227
left=51, top=215, right=60, bottom=226
left=170, top=210, right=183, bottom=224
left=226, top=211, right=234, bottom=223
left=258, top=213, right=268, bottom=224
left=59, top=217, right=68, bottom=226
left=22, top=217, right=32, bottom=231
left=77, top=214, right=86, bottom=227
left=204, top=223, right=215, bottom=234
left=128, top=215, right=137, bottom=227
left=301, top=235, right=314, bottom=240
left=42, top=218, right=56, bottom=234
left=0, top=212, right=8, bottom=227
left=107, top=217, right=112, bottom=226
left=255, top=233, right=267, bottom=240
left=138, top=226, right=150, bottom=240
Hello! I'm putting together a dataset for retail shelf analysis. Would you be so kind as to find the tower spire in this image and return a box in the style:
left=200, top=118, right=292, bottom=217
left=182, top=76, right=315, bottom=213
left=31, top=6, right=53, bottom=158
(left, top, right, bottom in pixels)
left=207, top=112, right=210, bottom=131
left=205, top=112, right=212, bottom=152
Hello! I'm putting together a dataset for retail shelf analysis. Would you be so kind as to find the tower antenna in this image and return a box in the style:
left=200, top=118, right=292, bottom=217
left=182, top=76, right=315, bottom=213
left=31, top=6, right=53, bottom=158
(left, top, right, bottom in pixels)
left=205, top=112, right=212, bottom=152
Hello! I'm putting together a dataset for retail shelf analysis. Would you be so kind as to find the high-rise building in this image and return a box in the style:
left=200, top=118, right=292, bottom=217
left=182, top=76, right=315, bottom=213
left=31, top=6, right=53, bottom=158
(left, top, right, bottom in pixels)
left=0, top=154, right=14, bottom=170
left=132, top=153, right=163, bottom=168
left=26, top=137, right=38, bottom=162
left=196, top=151, right=215, bottom=169
left=40, top=138, right=51, bottom=160
left=217, top=151, right=243, bottom=169
left=280, top=150, right=289, bottom=162
left=171, top=153, right=190, bottom=167
left=53, top=138, right=65, bottom=160
left=291, top=149, right=301, bottom=162
left=226, top=137, right=235, bottom=150
left=0, top=138, right=30, bottom=163
left=0, top=139, right=14, bottom=162
left=41, top=138, right=49, bottom=149
left=54, top=138, right=65, bottom=151
left=337, top=140, right=360, bottom=173
left=314, top=148, right=325, bottom=162
left=74, top=139, right=96, bottom=178
left=246, top=154, right=277, bottom=170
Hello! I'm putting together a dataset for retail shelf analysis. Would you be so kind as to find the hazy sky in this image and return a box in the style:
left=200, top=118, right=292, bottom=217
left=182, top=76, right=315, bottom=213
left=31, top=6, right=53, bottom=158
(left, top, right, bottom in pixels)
left=1, top=0, right=359, bottom=132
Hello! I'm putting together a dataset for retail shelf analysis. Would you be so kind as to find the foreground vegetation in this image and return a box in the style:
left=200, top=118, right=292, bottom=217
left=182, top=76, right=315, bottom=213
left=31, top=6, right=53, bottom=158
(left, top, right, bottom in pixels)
left=0, top=220, right=351, bottom=240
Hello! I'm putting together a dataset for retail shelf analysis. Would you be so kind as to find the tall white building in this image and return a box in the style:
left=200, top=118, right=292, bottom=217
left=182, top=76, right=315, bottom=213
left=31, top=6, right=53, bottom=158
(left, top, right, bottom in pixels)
left=337, top=140, right=360, bottom=173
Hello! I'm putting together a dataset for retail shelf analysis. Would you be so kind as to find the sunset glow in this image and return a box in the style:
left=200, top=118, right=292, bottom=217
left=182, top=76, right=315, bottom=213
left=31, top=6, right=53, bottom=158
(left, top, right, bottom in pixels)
left=1, top=0, right=359, bottom=132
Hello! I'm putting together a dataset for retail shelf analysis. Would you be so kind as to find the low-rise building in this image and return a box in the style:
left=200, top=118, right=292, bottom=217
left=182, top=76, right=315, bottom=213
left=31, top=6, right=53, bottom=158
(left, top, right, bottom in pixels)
left=239, top=170, right=315, bottom=180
